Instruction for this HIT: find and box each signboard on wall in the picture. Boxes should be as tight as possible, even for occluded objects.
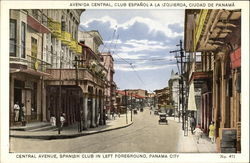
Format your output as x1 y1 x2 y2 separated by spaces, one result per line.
230 48 241 69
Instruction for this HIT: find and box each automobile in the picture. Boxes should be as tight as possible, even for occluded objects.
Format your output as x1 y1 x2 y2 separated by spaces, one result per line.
140 108 143 112
154 110 158 115
133 109 138 114
158 113 168 125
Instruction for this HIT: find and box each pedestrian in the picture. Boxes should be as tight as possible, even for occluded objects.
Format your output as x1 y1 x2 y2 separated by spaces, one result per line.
14 101 20 122
50 114 56 126
209 121 215 144
20 103 26 126
189 116 195 134
60 113 66 129
193 123 203 144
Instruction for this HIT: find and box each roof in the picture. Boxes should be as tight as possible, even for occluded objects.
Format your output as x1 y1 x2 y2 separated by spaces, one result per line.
116 90 145 98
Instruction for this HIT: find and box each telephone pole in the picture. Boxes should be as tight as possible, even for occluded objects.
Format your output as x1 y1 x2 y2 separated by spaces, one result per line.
124 89 128 124
170 40 187 135
130 93 133 122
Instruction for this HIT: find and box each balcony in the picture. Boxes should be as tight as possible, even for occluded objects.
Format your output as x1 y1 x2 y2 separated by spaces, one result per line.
10 55 51 76
69 39 78 52
45 68 106 85
61 31 71 45
194 9 208 49
188 62 212 83
48 18 61 37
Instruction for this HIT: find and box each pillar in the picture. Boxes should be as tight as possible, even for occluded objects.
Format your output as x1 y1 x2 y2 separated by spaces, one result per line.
42 81 47 121
100 96 104 125
83 93 88 130
96 96 99 126
91 96 96 128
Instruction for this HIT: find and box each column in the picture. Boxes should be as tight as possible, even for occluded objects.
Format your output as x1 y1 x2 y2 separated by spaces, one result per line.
42 82 47 121
100 96 104 125
96 96 99 126
83 94 88 130
37 80 42 121
91 95 96 128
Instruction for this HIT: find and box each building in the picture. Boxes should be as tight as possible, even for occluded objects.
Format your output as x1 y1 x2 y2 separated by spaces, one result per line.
168 70 181 118
126 89 147 98
44 9 86 127
100 52 116 119
147 92 156 108
154 87 173 115
115 90 145 114
184 9 241 152
9 9 112 131
9 9 81 125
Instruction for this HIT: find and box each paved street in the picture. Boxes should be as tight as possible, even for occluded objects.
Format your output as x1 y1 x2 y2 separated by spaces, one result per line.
10 108 182 153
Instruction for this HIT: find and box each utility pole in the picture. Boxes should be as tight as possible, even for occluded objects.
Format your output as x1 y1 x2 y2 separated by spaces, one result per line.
130 93 133 122
74 56 81 132
58 51 63 135
124 89 128 124
170 40 186 134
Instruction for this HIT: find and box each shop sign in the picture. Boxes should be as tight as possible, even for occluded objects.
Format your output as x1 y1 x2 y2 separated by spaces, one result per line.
230 48 241 69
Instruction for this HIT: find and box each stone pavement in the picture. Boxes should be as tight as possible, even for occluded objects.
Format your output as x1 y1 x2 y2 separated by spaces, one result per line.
10 113 133 140
168 117 217 153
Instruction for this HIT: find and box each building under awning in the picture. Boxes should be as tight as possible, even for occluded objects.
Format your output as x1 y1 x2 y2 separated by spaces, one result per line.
187 82 197 111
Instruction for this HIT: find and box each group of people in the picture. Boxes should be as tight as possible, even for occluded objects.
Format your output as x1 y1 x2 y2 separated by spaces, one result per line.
13 101 26 125
189 116 215 144
50 113 66 129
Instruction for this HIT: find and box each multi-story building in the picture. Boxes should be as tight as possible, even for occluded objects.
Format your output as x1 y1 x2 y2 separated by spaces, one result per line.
9 9 56 125
9 9 111 131
147 92 156 108
168 70 181 117
44 9 85 127
115 90 144 114
100 52 116 119
184 9 241 152
154 87 173 115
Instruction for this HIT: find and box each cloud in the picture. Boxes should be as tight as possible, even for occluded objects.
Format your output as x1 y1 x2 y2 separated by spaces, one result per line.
117 39 169 53
168 23 184 34
80 15 183 41
113 53 146 59
115 64 175 71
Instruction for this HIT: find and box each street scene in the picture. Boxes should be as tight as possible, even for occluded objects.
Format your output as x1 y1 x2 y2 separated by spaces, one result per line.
9 9 241 153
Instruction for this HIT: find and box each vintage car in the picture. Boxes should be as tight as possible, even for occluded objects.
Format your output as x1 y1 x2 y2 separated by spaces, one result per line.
158 113 168 125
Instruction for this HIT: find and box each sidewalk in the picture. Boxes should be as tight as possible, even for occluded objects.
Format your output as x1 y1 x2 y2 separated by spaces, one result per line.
168 117 217 153
10 113 133 140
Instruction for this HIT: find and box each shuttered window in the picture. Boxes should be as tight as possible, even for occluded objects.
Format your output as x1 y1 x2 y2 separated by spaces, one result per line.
10 19 17 56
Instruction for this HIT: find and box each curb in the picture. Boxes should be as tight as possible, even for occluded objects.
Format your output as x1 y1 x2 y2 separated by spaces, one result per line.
10 122 133 140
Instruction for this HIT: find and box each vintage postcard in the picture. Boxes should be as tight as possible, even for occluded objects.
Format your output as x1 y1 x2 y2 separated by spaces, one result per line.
0 0 249 163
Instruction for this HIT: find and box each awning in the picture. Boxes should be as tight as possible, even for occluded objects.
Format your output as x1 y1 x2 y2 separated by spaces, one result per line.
11 68 51 77
27 15 50 33
187 82 197 111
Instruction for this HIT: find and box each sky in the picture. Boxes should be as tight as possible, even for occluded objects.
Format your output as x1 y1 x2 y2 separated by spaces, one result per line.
79 9 184 92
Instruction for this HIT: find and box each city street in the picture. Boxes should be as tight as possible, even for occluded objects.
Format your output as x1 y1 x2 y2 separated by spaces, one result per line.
10 108 182 153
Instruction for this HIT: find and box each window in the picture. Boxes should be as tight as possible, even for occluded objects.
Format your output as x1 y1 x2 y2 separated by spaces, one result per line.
31 37 38 58
21 22 26 58
61 21 66 31
32 10 39 20
10 19 17 57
